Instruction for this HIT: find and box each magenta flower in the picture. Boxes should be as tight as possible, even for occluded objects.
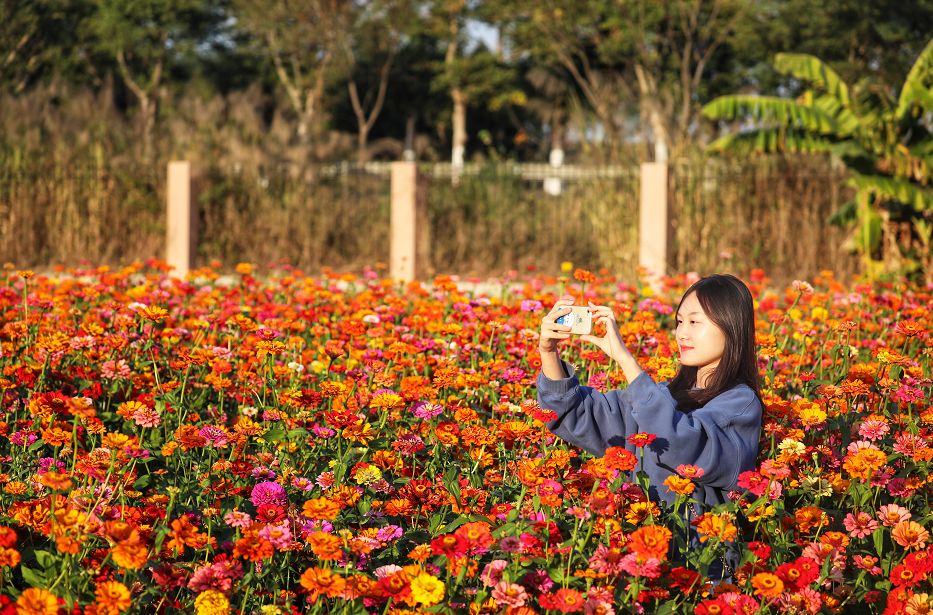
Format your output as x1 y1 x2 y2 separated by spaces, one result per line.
250 481 286 507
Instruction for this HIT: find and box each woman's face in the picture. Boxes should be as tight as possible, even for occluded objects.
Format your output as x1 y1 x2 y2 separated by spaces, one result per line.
675 292 726 387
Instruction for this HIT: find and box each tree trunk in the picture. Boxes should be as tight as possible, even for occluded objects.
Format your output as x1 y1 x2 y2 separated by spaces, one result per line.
634 63 670 163
451 87 467 172
115 51 162 161
357 125 370 163
139 96 155 161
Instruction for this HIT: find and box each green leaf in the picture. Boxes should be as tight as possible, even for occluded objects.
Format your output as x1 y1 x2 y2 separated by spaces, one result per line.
702 95 841 134
133 474 151 490
20 565 45 587
896 38 933 118
774 53 851 107
872 527 885 558
262 428 287 443
848 174 933 212
707 128 836 155
34 550 54 569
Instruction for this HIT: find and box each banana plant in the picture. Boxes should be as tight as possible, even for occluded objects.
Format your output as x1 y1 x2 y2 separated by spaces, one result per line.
701 39 933 278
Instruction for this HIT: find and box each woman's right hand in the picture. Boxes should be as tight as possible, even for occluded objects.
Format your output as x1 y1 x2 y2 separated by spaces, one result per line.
538 296 575 354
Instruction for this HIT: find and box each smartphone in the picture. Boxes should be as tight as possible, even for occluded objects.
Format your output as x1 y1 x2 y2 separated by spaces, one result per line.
555 306 592 335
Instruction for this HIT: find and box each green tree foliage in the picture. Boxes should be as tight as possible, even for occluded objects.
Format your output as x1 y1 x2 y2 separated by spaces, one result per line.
732 0 933 94
0 0 91 94
702 41 933 278
493 0 748 161
231 0 354 148
87 0 225 158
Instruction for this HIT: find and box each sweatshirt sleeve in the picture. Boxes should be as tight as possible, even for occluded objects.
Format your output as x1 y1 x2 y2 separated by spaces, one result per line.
536 361 644 457
627 376 762 490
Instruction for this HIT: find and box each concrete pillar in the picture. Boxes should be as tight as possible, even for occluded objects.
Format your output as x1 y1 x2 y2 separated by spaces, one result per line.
390 161 419 281
166 161 196 278
639 162 669 285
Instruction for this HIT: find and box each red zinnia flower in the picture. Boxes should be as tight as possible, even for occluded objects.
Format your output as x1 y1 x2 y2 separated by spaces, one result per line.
628 432 657 448
430 533 468 558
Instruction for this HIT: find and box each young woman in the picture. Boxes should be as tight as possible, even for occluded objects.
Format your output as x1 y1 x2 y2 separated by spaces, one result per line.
536 274 763 578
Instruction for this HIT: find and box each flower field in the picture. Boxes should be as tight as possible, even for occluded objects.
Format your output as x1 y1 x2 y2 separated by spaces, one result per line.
0 262 930 614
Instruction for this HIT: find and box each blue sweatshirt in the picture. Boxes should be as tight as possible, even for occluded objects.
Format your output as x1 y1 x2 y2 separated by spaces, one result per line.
537 362 762 510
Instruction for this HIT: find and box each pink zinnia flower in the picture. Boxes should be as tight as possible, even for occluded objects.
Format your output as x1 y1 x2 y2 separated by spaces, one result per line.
758 459 790 480
520 299 542 312
588 544 626 575
101 359 131 379
291 476 315 492
480 560 507 587
675 464 706 479
877 504 911 527
376 525 402 543
188 565 233 594
618 553 662 579
258 521 292 549
846 440 881 455
491 581 527 607
843 511 879 538
587 372 608 389
374 565 403 579
893 431 925 456
412 402 444 419
853 555 882 575
198 426 231 447
858 419 890 441
584 598 616 615
131 406 161 428
223 511 252 529
250 481 286 507
718 592 761 612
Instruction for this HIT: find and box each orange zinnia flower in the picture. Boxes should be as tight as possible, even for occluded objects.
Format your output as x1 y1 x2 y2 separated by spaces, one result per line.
624 501 660 525
95 580 132 614
573 268 596 283
603 446 637 472
16 587 59 614
892 520 930 550
795 506 829 533
300 567 347 600
663 475 695 496
0 547 21 567
110 534 148 570
750 572 784 599
626 525 672 559
166 516 208 552
307 531 343 561
303 497 342 520
232 532 274 563
694 513 738 543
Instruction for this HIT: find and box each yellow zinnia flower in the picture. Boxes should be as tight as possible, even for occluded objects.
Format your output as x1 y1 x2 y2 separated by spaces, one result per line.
194 589 230 615
409 572 445 606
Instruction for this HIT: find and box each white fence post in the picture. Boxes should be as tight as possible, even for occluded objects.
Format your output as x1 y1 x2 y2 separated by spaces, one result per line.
639 162 669 286
166 161 195 278
390 161 420 281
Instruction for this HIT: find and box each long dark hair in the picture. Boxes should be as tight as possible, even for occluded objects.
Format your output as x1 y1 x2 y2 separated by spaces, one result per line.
668 274 760 411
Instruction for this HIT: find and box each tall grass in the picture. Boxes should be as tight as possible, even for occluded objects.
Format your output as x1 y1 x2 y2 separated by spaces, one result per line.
424 166 639 278
669 155 859 280
0 153 856 281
